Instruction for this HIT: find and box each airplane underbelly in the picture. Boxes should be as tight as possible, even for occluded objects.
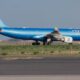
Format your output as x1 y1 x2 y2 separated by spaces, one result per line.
72 36 80 41
64 34 80 41
1 32 35 40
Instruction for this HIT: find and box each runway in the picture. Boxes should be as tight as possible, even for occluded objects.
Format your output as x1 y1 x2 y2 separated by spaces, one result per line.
0 57 80 75
0 75 80 80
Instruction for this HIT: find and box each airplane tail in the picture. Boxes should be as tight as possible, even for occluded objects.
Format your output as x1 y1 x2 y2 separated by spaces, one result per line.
0 20 7 28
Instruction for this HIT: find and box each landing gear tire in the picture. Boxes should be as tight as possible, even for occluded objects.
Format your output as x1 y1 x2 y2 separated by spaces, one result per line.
43 41 46 45
43 41 52 45
46 38 52 45
32 42 40 45
43 38 52 45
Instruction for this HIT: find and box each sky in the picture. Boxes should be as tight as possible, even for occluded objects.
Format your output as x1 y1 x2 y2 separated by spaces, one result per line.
0 0 80 39
0 0 80 28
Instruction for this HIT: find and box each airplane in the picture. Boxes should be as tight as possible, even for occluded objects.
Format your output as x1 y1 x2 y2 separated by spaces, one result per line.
0 19 80 45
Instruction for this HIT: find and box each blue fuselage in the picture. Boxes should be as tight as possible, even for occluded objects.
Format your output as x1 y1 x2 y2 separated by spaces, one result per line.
0 27 80 41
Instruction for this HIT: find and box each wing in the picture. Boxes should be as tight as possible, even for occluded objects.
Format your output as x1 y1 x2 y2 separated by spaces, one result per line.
34 27 73 43
45 27 73 43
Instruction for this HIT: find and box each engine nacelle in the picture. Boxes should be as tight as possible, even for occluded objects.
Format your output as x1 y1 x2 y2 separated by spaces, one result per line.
61 36 73 43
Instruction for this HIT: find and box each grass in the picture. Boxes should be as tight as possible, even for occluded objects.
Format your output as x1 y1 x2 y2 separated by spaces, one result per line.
0 42 80 58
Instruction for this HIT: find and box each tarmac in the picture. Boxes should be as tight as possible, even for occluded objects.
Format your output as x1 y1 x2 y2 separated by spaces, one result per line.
0 57 80 80
0 57 80 75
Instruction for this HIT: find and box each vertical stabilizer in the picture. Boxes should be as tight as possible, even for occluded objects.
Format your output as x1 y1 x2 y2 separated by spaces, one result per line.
0 20 7 27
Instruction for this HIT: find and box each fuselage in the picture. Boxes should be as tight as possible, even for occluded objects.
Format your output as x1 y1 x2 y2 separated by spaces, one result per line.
0 27 80 41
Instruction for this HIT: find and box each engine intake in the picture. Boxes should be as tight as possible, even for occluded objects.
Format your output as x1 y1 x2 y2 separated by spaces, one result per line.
61 36 73 43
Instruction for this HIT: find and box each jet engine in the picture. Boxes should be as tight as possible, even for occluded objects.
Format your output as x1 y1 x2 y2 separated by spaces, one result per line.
44 27 62 45
44 27 73 45
61 36 73 43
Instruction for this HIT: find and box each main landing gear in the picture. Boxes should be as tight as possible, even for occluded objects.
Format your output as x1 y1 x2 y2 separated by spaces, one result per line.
43 37 52 45
32 41 40 45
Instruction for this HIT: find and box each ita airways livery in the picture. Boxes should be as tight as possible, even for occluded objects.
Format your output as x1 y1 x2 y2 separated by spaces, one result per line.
0 20 80 45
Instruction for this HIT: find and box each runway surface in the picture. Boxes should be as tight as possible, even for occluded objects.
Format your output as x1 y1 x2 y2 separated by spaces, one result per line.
0 57 80 75
0 75 80 80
